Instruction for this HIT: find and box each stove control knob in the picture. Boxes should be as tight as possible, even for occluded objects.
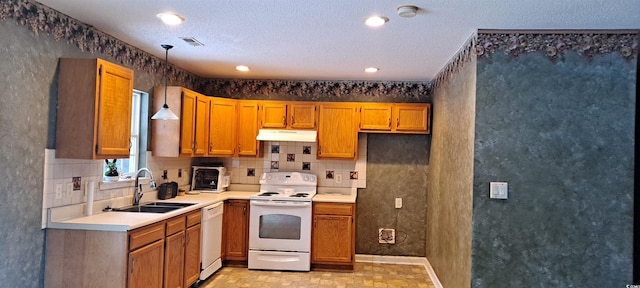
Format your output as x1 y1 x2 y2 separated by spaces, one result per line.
303 176 308 181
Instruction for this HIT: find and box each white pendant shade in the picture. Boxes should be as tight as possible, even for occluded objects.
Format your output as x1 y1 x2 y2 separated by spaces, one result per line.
152 44 179 121
151 105 179 120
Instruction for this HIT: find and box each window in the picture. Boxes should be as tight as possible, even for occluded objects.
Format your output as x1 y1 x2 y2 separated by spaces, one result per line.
103 90 145 178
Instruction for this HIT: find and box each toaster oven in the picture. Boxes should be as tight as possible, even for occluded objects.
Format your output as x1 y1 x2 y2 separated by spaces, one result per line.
191 166 229 193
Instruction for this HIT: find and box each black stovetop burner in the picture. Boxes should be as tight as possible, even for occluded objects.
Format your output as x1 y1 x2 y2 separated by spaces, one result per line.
256 192 311 198
258 192 279 196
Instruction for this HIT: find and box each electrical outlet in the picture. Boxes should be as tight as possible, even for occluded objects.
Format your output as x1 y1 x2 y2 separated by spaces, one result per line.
378 228 396 244
335 174 342 183
55 183 63 199
178 169 182 178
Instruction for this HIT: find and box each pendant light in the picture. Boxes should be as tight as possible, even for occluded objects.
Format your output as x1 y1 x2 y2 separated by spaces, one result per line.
152 44 179 120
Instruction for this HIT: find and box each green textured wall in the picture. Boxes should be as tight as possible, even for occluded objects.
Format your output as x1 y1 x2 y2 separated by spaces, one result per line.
473 52 636 287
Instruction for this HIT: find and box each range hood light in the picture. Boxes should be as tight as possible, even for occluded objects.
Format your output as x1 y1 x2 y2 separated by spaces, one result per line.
256 129 317 142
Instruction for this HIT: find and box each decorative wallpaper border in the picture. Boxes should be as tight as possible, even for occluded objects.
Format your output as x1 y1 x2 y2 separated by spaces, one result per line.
1 0 431 101
202 79 431 101
3 1 637 100
0 0 202 88
434 30 638 89
476 31 638 61
432 34 477 90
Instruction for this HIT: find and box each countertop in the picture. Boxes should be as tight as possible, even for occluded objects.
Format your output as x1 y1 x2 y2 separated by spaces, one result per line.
47 191 255 232
47 188 357 232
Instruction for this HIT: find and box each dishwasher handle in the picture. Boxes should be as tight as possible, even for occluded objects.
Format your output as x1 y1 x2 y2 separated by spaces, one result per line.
202 202 224 220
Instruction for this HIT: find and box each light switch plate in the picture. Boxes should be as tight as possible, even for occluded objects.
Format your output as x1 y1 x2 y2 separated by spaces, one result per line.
490 182 508 199
395 198 402 209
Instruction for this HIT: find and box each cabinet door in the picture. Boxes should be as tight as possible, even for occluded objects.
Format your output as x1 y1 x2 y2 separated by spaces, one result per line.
209 97 237 156
184 224 201 287
312 215 353 264
96 60 134 156
393 104 430 132
180 90 197 155
261 102 287 128
317 104 358 159
194 95 209 155
224 200 249 261
289 103 317 129
359 104 392 131
128 239 164 288
164 231 185 288
237 101 260 156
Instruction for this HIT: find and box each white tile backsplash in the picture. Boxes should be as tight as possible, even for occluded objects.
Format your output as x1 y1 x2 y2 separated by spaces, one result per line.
215 134 367 189
42 149 193 227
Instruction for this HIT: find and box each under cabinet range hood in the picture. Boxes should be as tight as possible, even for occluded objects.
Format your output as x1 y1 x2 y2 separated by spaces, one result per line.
256 129 317 142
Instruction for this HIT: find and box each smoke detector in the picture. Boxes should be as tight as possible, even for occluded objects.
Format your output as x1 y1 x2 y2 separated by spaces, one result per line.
397 5 418 18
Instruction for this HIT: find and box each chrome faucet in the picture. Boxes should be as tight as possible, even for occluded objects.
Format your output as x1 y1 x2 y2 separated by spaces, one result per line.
133 168 156 206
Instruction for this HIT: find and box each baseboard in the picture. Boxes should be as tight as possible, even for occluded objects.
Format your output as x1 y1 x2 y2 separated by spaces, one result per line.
355 254 443 288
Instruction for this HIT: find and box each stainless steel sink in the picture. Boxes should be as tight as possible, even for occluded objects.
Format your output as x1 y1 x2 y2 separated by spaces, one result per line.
114 205 181 213
112 202 196 213
142 202 196 207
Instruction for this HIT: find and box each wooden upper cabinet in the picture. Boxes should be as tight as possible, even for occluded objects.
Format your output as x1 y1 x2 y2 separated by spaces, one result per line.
152 87 209 157
56 58 134 159
208 97 237 156
260 102 288 128
289 103 317 129
237 100 261 156
359 104 392 131
394 104 430 133
359 103 431 134
260 101 316 129
317 103 358 160
180 90 197 156
194 95 209 155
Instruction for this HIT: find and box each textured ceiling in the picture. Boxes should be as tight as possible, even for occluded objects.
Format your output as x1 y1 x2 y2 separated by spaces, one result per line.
36 0 640 81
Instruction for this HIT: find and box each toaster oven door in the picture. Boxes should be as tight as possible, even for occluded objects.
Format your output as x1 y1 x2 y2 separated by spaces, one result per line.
191 167 222 191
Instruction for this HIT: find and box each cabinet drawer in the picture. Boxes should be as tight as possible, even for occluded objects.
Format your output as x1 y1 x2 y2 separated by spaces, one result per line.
129 222 165 251
314 203 353 215
166 216 186 236
186 210 202 227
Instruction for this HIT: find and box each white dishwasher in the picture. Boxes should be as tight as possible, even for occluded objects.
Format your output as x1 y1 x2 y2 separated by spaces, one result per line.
200 202 223 281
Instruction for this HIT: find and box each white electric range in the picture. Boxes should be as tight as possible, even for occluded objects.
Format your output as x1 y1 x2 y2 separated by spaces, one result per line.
248 171 317 271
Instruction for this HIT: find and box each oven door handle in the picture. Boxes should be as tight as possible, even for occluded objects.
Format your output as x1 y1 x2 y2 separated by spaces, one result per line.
250 200 311 208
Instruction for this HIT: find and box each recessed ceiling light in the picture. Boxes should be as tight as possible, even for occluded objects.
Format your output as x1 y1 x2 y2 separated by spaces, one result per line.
236 65 250 72
365 16 389 27
364 67 380 73
156 12 185 25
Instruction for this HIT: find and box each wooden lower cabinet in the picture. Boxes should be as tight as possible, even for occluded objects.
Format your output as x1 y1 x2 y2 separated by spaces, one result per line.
128 222 166 288
129 239 165 288
223 200 249 264
44 210 202 288
184 210 202 287
164 216 186 288
311 202 356 270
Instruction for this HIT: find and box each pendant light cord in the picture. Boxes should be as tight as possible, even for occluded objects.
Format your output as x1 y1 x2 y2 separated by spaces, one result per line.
161 44 173 108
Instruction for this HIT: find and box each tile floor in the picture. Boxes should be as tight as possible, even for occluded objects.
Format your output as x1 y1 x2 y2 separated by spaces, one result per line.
200 262 435 287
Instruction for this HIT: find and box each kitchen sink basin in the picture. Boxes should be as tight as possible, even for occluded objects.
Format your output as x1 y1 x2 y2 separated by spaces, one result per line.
113 205 183 213
114 205 181 213
112 202 196 213
142 202 195 207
